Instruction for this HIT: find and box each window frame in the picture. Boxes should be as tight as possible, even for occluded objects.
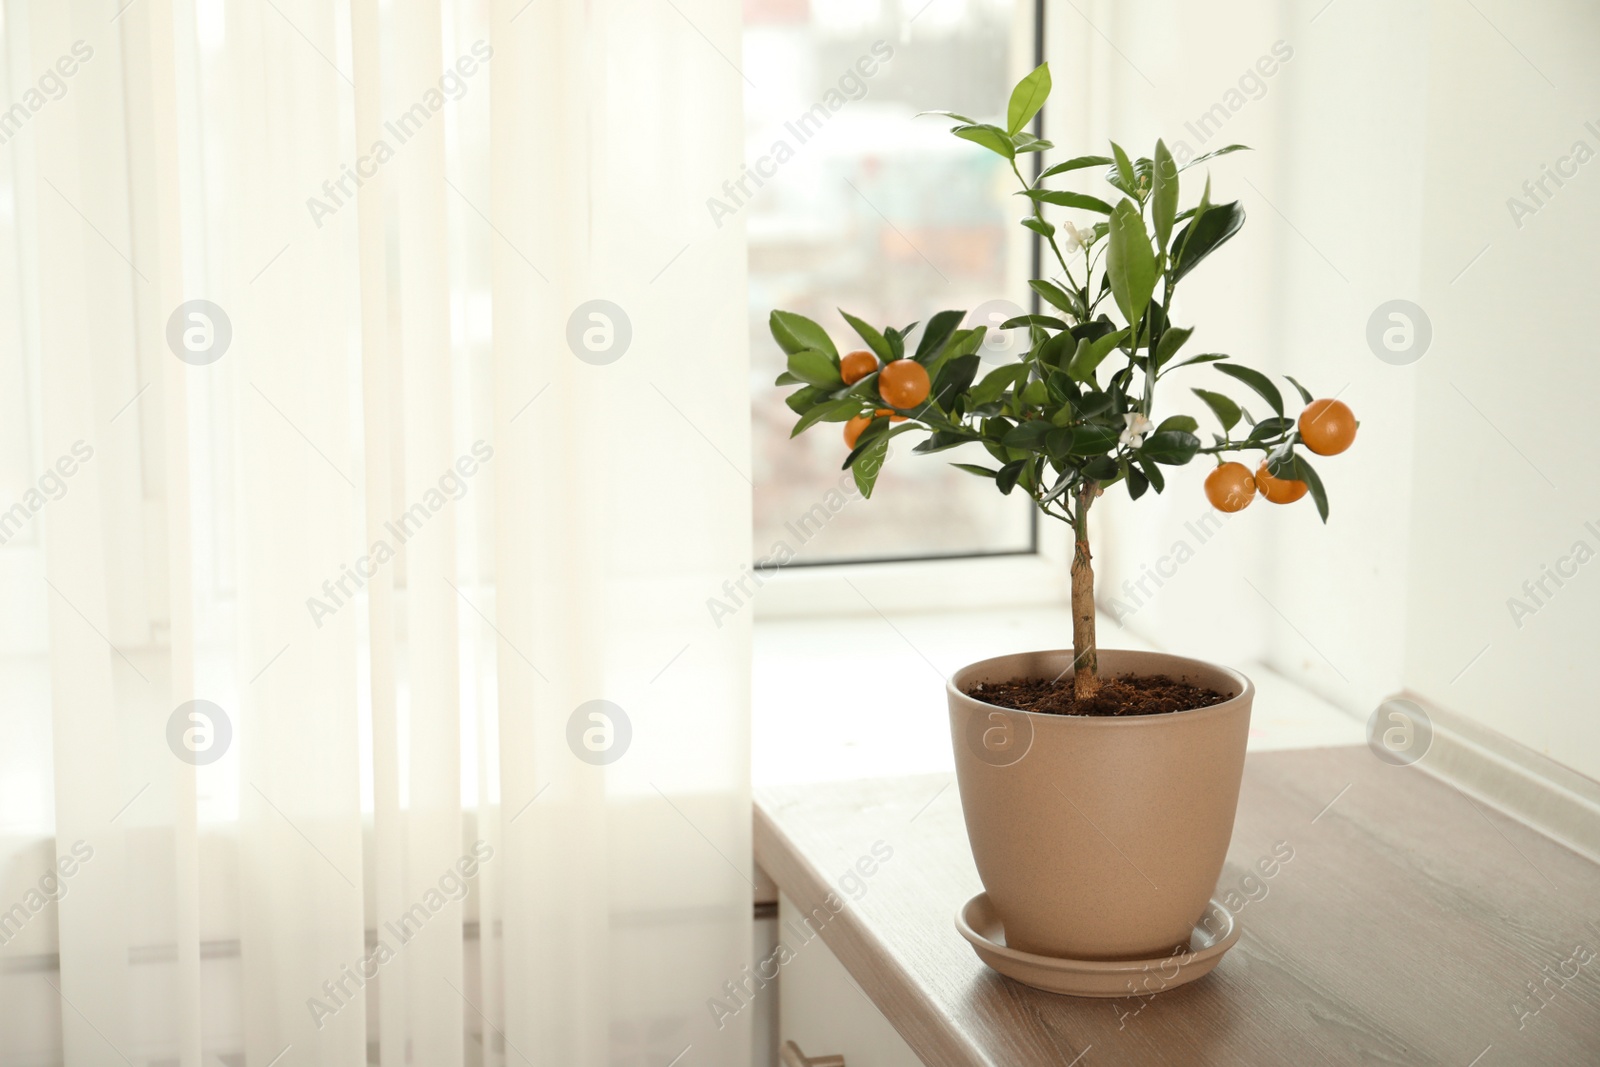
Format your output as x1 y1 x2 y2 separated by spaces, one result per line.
753 0 1063 618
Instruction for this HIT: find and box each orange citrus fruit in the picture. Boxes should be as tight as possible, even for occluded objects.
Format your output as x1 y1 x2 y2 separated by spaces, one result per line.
1298 398 1356 456
878 359 930 409
1255 461 1308 504
844 414 873 450
1204 462 1255 512
841 350 878 385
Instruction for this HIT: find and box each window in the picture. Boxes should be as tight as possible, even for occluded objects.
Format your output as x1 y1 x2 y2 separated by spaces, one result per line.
744 0 1047 570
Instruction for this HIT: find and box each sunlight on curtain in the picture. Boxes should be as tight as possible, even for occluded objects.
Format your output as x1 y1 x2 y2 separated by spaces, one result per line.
0 1 753 1064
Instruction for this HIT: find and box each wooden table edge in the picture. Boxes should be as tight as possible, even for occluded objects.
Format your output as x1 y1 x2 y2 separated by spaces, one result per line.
754 787 992 1067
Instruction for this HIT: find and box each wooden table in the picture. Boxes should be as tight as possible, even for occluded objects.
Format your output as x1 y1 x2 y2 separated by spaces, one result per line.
755 747 1600 1066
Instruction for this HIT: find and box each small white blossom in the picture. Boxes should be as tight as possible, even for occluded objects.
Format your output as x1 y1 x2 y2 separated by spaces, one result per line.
1061 221 1085 252
1120 412 1155 448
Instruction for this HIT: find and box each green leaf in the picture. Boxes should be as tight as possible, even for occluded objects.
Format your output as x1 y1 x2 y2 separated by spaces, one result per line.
951 325 987 357
1002 419 1054 450
843 419 915 476
1179 143 1251 172
786 349 843 388
1044 428 1073 459
1040 332 1078 370
1020 216 1056 239
1110 142 1138 195
770 310 837 359
1001 313 1070 331
1190 174 1213 236
951 462 999 480
1137 301 1170 351
1137 457 1166 493
932 353 981 406
970 363 1028 406
1214 363 1284 416
1065 327 1129 382
995 459 1028 494
832 383 876 407
914 309 965 364
1166 352 1228 372
1268 449 1329 522
1283 374 1314 406
839 310 891 362
1172 201 1246 283
916 109 978 124
1192 388 1241 432
914 430 975 455
1006 62 1051 135
1106 201 1156 327
790 398 860 437
1038 155 1114 182
1069 424 1122 454
852 434 891 498
927 326 984 379
1019 189 1115 214
1028 279 1079 316
952 123 1015 159
1023 460 1045 495
1039 467 1075 504
1081 454 1121 481
1076 390 1115 418
1127 467 1149 500
834 371 880 401
1153 325 1193 369
883 326 907 361
1139 430 1201 465
1247 415 1296 442
1011 133 1055 154
1151 139 1179 250
1135 156 1154 191
784 385 827 415
1155 414 1199 435
1302 458 1330 523
840 415 890 469
774 371 801 386
1069 316 1118 343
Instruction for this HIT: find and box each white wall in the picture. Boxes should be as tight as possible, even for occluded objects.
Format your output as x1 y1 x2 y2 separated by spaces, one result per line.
1052 1 1599 780
1406 0 1600 778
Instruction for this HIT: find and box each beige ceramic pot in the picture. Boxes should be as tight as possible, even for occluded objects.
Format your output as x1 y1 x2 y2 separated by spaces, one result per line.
948 648 1252 961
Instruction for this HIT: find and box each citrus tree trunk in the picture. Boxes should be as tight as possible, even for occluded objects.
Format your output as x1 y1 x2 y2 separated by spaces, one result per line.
1071 484 1099 699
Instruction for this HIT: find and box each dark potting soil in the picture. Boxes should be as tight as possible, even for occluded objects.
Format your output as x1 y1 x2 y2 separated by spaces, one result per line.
965 673 1229 717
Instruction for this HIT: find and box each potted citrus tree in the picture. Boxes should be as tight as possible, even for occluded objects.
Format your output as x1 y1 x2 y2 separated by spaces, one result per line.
769 63 1356 994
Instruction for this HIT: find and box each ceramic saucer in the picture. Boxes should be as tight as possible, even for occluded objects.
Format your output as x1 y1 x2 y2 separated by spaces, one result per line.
955 893 1240 998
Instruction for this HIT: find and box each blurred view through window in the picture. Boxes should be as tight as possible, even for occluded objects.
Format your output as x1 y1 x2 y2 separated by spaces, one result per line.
744 0 1040 565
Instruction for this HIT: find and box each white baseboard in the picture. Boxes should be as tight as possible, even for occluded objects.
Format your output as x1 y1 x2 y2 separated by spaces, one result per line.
1406 691 1600 865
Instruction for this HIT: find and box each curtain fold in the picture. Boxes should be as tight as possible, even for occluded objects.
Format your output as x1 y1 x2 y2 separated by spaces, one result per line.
32 1 133 1058
140 0 204 1061
0 0 753 1064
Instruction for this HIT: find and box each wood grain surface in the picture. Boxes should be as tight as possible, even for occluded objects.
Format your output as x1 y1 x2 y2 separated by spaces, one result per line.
754 747 1600 1066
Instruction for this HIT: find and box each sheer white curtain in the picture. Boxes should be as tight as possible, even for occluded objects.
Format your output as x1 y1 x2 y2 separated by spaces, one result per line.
0 1 752 1065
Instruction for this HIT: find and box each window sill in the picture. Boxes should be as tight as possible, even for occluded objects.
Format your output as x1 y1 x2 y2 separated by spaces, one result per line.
753 605 1365 787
